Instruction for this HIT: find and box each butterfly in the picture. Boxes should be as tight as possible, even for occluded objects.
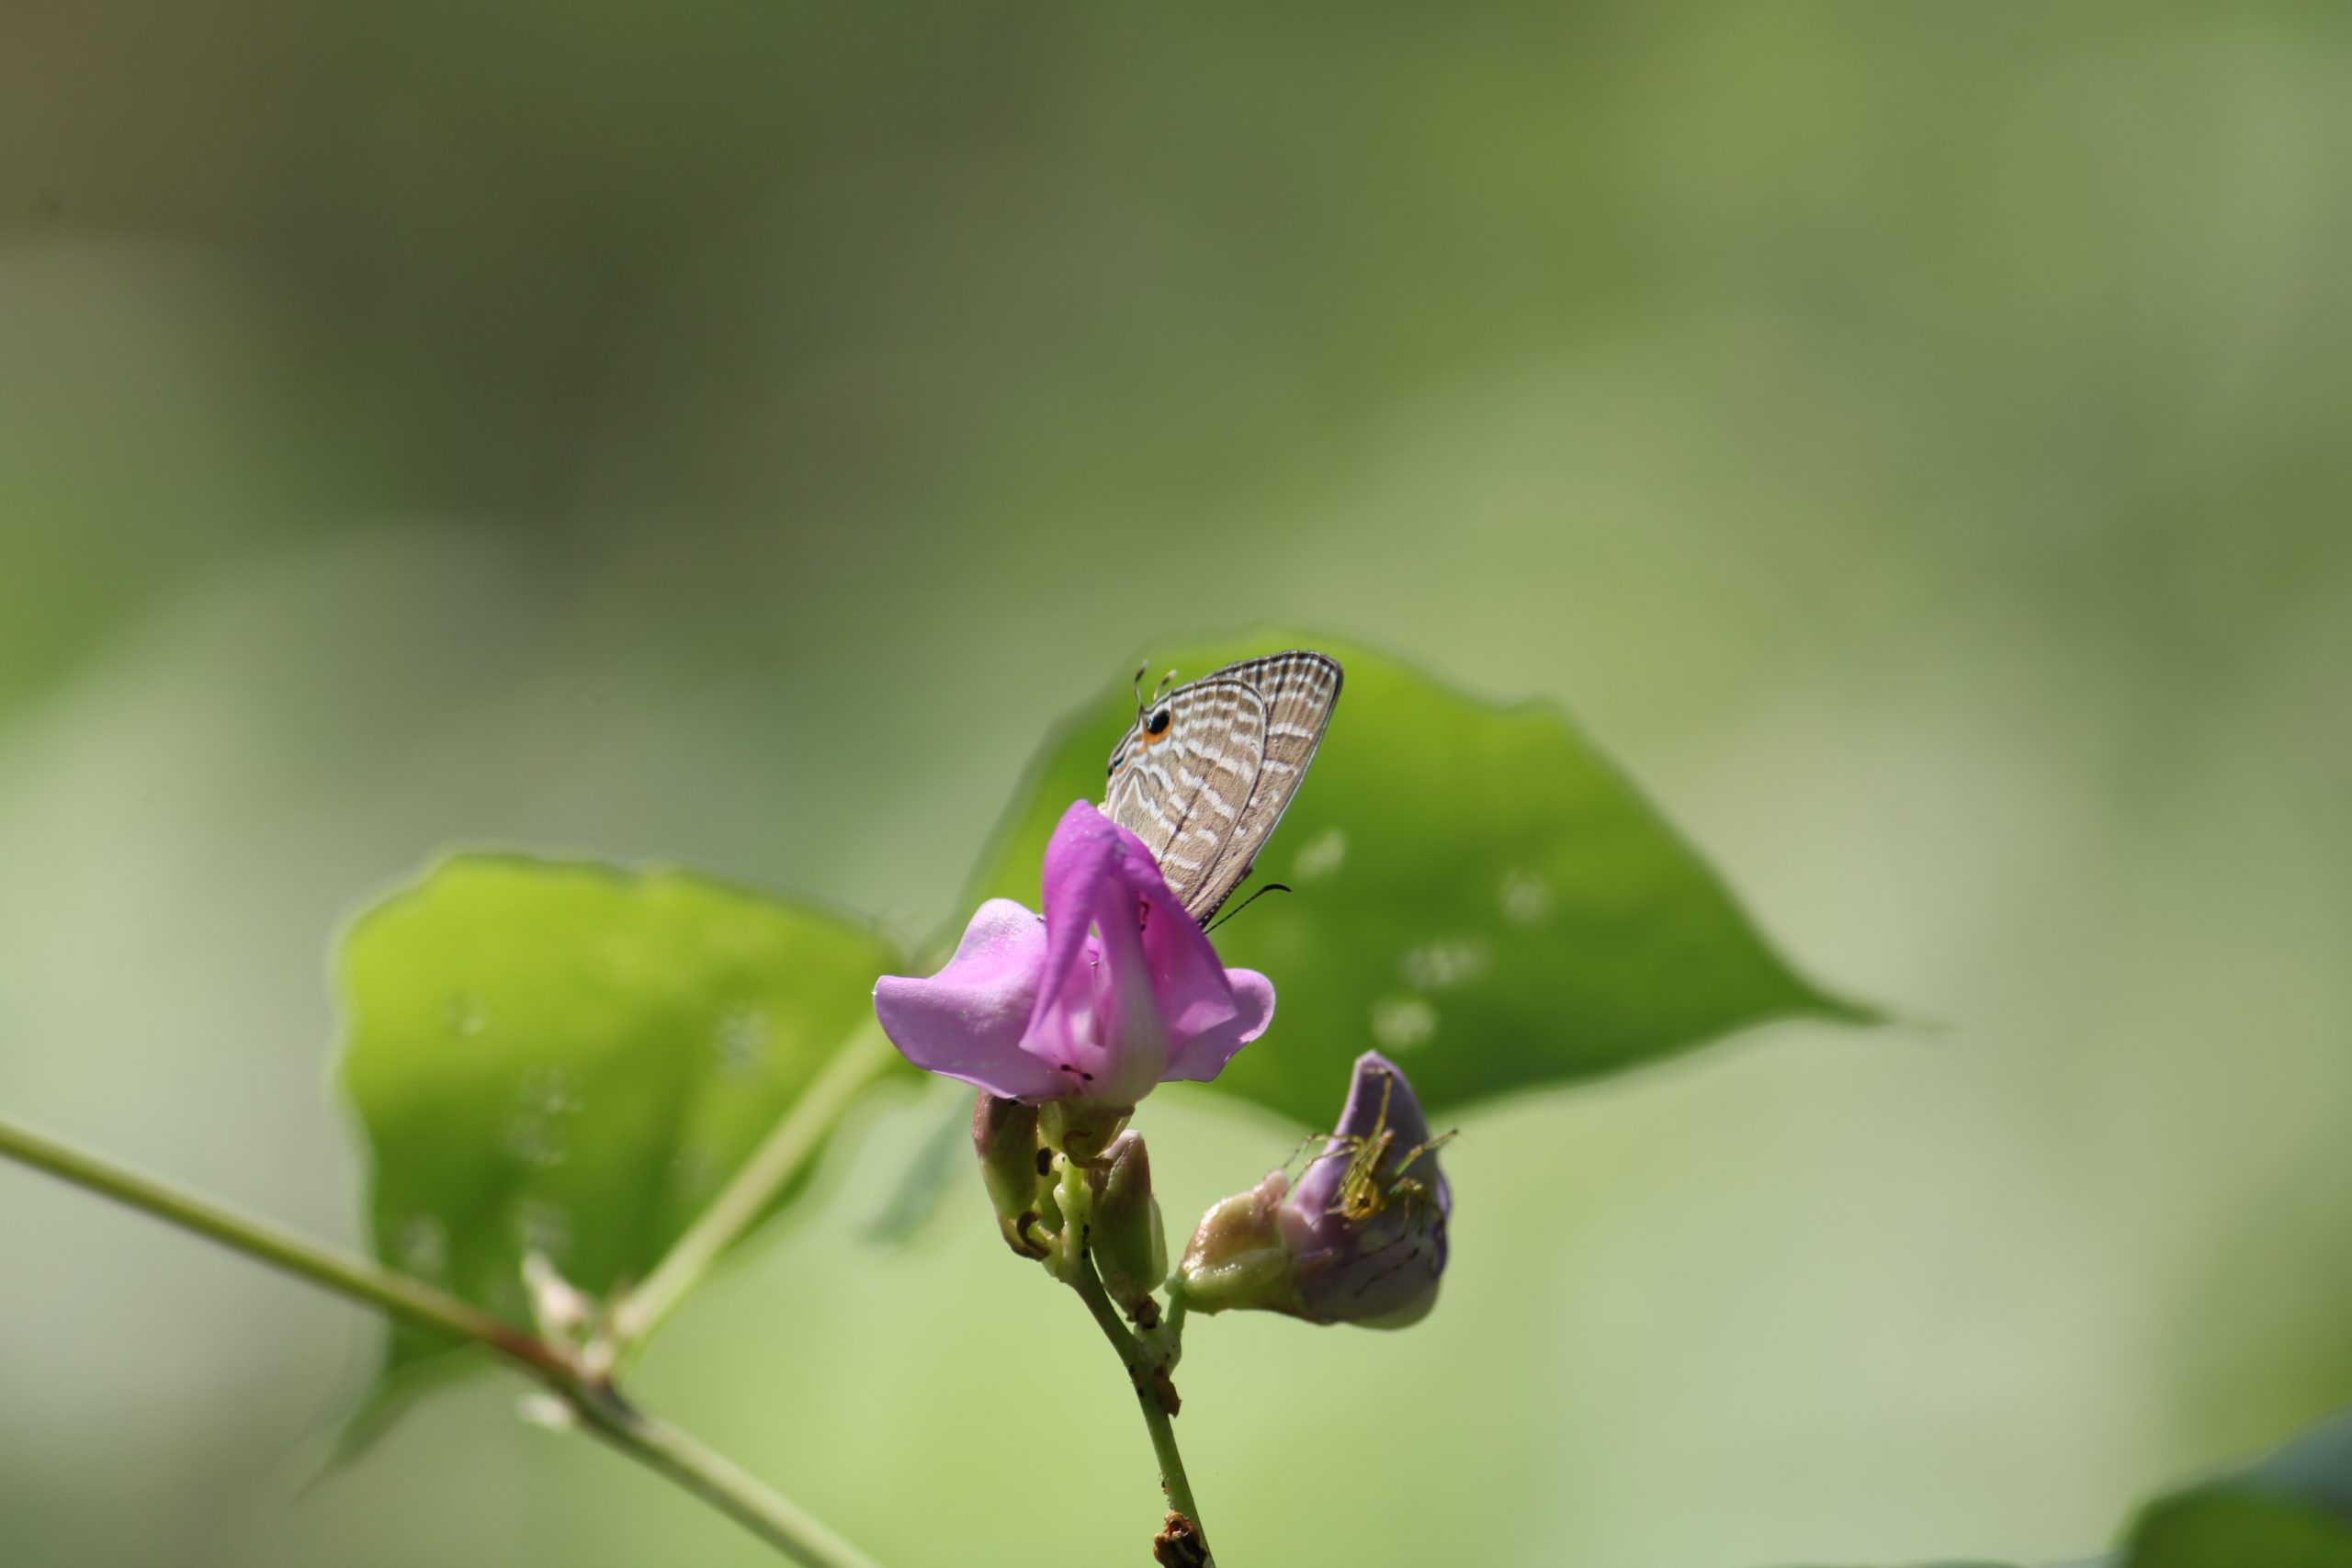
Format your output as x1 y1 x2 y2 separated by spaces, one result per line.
1103 649 1343 926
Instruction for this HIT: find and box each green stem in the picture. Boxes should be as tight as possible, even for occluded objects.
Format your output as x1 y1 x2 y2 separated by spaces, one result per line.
0 1114 566 1379
612 1021 896 1359
571 1387 885 1568
1065 1215 1213 1562
0 1113 885 1568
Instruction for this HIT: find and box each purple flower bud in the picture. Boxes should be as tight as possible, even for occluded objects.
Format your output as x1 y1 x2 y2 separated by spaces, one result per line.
1179 1052 1451 1329
874 802 1276 1111
1281 1052 1450 1327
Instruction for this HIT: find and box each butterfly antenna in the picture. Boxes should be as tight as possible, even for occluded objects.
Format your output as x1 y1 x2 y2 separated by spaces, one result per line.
1151 667 1178 705
1132 662 1150 724
1204 882 1291 936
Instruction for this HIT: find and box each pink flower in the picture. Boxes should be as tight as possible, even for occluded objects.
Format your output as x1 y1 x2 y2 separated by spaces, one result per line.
874 801 1276 1108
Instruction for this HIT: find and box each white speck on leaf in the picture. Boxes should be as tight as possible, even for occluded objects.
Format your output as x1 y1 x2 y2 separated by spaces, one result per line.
1402 938 1489 990
1372 995 1438 1051
446 992 489 1039
503 1067 581 1169
1293 828 1347 882
1500 870 1553 925
513 1196 571 1260
396 1213 448 1277
671 1146 721 1200
713 1004 769 1076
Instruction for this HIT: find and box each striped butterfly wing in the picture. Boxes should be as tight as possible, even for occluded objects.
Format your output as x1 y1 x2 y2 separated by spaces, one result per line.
1105 676 1268 915
1104 650 1343 924
1197 650 1342 917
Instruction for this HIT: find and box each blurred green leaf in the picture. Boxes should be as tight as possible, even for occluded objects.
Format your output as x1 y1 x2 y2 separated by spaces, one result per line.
965 632 1868 1126
1760 1412 2352 1568
2123 1412 2352 1568
862 1080 973 1247
336 854 902 1421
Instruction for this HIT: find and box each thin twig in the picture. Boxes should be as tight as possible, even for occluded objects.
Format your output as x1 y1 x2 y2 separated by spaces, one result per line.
1053 1153 1214 1565
1069 1255 1208 1546
612 1022 899 1359
0 1112 886 1568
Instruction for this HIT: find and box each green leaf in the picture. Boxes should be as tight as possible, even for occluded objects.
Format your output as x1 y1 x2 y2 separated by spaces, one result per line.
1744 1410 2352 1568
2125 1412 2352 1568
965 631 1868 1126
336 853 903 1421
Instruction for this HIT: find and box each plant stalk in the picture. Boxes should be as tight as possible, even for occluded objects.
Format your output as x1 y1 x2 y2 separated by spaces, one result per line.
1058 1164 1214 1564
570 1386 885 1568
613 1021 898 1359
0 1112 885 1568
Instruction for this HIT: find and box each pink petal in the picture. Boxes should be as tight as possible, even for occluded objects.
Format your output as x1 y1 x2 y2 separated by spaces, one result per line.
1023 804 1124 1089
1031 803 1121 1043
1161 966 1276 1084
1135 870 1241 1043
1080 886 1170 1103
872 898 1064 1100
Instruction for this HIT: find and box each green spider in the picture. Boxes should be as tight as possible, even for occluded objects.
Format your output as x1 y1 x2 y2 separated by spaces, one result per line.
1317 1067 1454 1225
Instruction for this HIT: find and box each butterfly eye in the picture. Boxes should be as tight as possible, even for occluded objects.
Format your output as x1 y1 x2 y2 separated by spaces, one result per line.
1146 708 1171 736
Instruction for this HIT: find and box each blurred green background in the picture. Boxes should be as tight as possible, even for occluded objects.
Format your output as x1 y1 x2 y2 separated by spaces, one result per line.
6 4 2351 1564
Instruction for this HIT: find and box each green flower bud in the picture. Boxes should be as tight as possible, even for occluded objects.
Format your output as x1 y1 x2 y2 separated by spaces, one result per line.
1038 1098 1132 1164
1175 1169 1304 1316
521 1250 598 1342
1088 1130 1166 1321
971 1092 1049 1258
